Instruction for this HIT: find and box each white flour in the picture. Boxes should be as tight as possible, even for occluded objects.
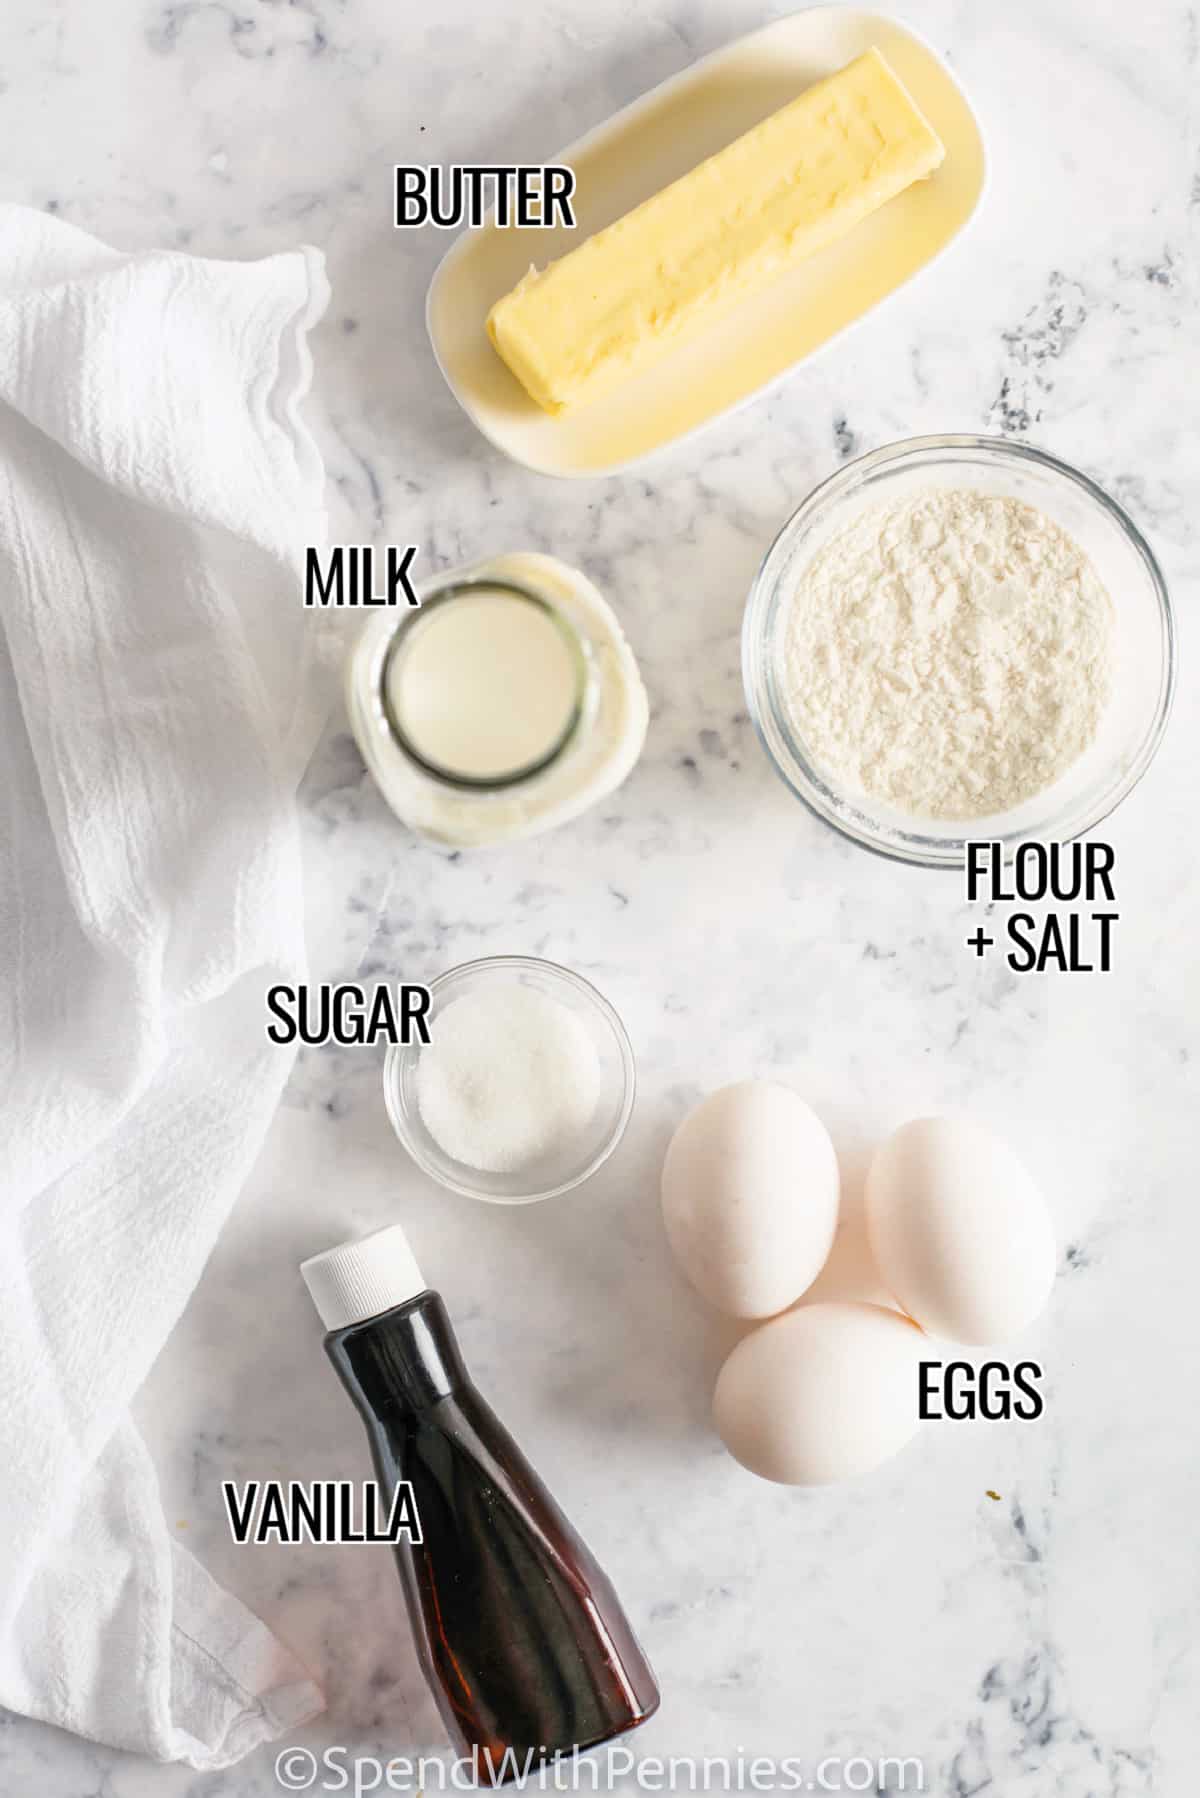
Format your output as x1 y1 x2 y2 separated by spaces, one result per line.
781 488 1115 819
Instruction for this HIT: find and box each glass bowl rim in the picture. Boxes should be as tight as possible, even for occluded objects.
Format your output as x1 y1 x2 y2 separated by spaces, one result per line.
383 953 637 1204
742 432 1177 870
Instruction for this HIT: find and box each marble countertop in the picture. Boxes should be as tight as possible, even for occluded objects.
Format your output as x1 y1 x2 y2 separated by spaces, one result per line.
3 0 1197 1792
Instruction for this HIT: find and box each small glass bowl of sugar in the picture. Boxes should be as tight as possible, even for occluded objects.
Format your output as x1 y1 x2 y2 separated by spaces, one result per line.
384 956 636 1204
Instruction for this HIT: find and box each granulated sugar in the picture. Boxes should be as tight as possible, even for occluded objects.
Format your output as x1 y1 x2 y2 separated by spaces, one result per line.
780 488 1115 819
417 984 602 1174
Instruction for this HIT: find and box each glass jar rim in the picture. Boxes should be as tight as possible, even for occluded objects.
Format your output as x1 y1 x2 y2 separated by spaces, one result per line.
380 574 595 792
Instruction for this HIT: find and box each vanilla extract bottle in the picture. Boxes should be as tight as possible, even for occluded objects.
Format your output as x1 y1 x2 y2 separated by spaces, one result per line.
301 1225 660 1780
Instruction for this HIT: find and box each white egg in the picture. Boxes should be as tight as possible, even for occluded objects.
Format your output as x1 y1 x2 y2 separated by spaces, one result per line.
660 1081 838 1318
713 1301 924 1485
865 1115 1056 1345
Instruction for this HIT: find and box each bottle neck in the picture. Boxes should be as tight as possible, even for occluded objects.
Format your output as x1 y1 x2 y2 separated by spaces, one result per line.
325 1290 467 1419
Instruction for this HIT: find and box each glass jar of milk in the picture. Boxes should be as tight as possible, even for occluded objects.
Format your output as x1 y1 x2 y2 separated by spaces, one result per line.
345 553 648 847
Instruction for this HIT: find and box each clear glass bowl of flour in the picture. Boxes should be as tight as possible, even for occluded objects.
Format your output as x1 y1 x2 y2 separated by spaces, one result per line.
743 435 1175 869
384 957 636 1204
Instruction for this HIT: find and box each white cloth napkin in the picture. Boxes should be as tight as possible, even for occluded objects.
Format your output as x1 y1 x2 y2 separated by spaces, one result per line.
0 204 329 1767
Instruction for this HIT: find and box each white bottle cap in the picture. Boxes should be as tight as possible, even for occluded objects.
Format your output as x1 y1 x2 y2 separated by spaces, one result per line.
301 1223 427 1332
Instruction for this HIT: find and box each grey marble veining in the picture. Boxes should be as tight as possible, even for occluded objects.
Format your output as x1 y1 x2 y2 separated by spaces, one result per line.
1 0 1197 1793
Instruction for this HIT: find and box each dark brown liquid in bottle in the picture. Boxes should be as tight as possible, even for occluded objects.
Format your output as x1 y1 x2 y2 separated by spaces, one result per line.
327 1291 659 1781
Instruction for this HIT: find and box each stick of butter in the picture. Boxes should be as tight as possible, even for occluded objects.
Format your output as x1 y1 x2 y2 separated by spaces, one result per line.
487 48 945 416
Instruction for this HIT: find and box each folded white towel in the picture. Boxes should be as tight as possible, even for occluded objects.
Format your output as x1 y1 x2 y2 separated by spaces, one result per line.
0 204 328 1767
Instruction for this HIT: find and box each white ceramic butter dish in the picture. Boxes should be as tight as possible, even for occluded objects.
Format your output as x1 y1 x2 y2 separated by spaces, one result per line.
426 8 986 479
